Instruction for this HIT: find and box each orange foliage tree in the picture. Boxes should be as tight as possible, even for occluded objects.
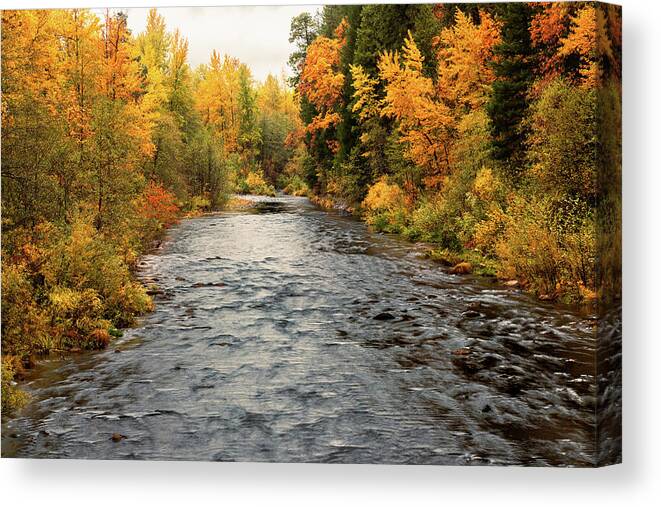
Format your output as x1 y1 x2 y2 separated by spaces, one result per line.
351 10 499 190
531 2 621 89
297 18 348 146
530 1 573 81
558 4 617 88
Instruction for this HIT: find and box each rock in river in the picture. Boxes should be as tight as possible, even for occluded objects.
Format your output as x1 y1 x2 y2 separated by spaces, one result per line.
373 312 396 321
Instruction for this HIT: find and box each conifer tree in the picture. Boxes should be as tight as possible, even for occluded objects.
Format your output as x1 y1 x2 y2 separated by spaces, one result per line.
486 2 535 175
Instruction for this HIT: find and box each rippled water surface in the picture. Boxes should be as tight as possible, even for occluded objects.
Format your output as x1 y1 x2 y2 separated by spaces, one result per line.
2 195 602 465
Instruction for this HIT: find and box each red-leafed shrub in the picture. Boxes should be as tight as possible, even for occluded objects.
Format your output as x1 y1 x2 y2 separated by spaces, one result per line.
141 181 180 228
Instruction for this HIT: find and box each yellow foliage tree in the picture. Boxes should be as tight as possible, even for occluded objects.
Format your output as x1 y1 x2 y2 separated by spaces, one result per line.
435 9 501 112
194 51 242 152
349 64 379 121
378 32 454 187
559 4 614 88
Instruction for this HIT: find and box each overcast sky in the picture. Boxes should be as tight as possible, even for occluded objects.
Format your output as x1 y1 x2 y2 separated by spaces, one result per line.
124 5 320 83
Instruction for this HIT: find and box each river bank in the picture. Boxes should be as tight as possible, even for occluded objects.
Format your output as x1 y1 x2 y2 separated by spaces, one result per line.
305 190 599 306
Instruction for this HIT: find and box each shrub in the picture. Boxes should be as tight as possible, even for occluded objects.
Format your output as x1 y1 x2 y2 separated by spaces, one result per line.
42 218 153 327
1 213 159 406
527 78 598 201
1 356 29 416
48 286 110 349
324 161 365 206
1 261 51 356
494 195 596 300
406 196 462 250
495 197 563 294
363 178 404 213
237 170 276 196
362 177 408 233
473 204 509 256
281 174 310 196
138 181 180 246
89 328 112 348
107 281 154 327
470 167 503 203
141 181 180 228
186 195 212 214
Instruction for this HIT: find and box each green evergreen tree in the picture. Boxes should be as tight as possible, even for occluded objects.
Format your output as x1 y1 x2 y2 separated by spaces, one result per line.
287 12 320 86
353 4 439 78
330 5 362 164
486 2 535 176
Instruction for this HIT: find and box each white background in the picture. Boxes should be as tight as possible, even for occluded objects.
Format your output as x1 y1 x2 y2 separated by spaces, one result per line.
1 0 659 505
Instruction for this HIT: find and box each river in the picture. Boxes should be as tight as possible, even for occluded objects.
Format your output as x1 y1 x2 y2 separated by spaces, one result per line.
2 195 604 465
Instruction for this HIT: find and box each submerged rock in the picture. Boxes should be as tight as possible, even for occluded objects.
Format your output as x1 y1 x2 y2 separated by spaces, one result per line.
146 287 164 296
373 312 396 321
462 310 481 319
191 282 225 288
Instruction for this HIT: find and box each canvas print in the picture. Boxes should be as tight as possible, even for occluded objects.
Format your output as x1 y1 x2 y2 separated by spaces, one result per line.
1 2 621 466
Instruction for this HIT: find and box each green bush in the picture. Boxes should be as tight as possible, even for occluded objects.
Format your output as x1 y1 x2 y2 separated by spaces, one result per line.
281 174 310 196
527 78 598 201
1 261 51 356
494 195 596 300
405 197 462 250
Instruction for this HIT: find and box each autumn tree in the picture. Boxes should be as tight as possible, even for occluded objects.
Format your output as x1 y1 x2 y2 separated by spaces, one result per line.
54 9 106 221
329 4 442 198
435 10 500 114
298 18 348 143
288 12 320 86
91 10 149 233
134 8 187 193
194 51 243 153
529 1 573 83
1 10 65 228
167 29 195 131
377 33 454 189
558 4 618 88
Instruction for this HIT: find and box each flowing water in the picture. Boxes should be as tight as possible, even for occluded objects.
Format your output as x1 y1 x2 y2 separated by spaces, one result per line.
2 195 607 465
